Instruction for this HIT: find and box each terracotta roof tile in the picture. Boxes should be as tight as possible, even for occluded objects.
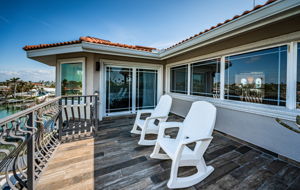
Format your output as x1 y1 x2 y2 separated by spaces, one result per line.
166 0 278 50
23 36 156 52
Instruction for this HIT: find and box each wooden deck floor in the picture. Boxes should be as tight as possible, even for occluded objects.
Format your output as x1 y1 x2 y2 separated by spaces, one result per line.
37 114 300 190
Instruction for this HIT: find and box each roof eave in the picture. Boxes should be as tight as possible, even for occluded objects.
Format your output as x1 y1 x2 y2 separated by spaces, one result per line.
81 42 160 60
159 0 300 59
26 41 160 60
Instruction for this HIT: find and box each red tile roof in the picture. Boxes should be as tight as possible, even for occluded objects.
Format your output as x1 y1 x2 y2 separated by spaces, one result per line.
166 0 277 50
23 36 157 52
23 0 277 53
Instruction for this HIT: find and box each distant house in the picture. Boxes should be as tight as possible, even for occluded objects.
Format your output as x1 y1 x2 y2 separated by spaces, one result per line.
23 0 300 163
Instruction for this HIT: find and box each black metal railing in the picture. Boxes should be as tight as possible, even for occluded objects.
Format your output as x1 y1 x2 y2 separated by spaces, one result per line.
0 95 98 190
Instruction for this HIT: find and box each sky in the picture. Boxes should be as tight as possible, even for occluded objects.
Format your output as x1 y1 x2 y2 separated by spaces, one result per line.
0 0 268 82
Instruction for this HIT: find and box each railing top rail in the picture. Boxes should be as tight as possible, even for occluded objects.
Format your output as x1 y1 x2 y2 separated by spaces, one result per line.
61 95 98 98
0 96 61 124
0 94 99 125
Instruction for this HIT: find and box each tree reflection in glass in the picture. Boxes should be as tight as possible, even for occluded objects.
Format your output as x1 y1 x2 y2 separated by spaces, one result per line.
61 63 83 95
225 46 287 106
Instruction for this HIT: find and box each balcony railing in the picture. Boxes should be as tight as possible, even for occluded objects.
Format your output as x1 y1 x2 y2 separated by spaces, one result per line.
0 95 99 190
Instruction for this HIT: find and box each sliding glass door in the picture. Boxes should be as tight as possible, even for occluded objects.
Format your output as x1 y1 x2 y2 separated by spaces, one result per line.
106 67 132 113
106 66 158 115
136 69 157 110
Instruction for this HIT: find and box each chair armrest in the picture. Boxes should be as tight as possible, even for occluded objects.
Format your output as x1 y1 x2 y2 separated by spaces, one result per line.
157 122 184 140
172 136 213 162
159 122 184 129
144 116 168 129
135 109 154 120
181 136 213 145
137 109 154 114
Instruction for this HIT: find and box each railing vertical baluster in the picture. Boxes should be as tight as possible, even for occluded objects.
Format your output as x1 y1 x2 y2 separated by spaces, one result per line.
84 96 87 123
27 111 35 190
77 96 81 122
71 97 75 121
59 98 63 141
64 97 69 128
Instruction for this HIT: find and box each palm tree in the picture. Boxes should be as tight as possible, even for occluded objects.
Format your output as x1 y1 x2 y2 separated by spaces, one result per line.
9 77 20 98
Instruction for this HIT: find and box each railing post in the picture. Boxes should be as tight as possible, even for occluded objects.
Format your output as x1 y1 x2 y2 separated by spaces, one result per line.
27 111 35 190
58 98 63 141
94 95 99 129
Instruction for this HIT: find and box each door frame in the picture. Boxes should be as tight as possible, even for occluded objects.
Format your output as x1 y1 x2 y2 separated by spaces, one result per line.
99 59 163 119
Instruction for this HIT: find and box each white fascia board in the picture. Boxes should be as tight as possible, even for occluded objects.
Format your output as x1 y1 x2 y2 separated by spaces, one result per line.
159 0 300 58
81 42 160 60
26 44 83 58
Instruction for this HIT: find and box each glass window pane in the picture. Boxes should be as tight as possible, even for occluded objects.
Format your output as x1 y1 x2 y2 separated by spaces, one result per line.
106 67 132 113
136 69 157 110
170 65 188 94
191 59 220 97
61 63 83 95
297 43 300 108
225 46 287 106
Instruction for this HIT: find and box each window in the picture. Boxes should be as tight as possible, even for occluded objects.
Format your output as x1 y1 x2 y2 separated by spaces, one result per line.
61 63 83 95
170 65 188 94
136 69 157 110
225 46 287 106
297 43 300 108
191 59 220 97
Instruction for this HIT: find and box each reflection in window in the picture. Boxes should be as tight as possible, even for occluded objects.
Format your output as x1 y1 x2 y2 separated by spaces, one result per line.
136 69 157 110
106 67 132 113
297 43 300 108
191 59 220 98
170 65 188 94
61 63 83 95
225 46 287 106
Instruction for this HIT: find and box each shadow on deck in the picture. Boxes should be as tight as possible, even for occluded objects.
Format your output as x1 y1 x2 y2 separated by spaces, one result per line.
36 114 300 190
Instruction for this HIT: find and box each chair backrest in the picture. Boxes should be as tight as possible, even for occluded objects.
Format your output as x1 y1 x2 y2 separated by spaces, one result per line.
181 101 217 140
151 94 173 118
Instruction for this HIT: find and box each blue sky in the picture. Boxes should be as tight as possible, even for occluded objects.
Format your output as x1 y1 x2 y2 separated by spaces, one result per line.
0 0 268 82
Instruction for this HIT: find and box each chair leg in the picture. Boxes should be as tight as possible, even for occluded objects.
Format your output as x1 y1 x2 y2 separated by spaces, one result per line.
130 123 141 134
167 157 214 189
150 143 170 159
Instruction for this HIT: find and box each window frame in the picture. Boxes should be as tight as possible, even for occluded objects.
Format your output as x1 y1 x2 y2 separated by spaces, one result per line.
224 45 288 106
170 64 189 94
58 57 86 96
190 58 221 97
166 42 300 120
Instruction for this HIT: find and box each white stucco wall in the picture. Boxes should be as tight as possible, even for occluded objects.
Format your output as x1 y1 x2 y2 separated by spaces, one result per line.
170 97 300 163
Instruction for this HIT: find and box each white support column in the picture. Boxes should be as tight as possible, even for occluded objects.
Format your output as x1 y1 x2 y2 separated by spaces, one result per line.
187 64 191 95
99 61 105 120
132 68 137 113
55 61 60 96
220 56 226 100
286 42 298 110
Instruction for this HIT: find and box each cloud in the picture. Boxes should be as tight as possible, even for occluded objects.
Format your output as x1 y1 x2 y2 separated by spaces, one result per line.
0 69 55 82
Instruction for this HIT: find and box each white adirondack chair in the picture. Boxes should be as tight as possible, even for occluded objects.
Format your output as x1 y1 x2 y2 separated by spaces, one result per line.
130 94 172 146
150 101 217 189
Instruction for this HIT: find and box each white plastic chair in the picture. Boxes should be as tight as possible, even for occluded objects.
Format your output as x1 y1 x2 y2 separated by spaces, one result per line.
130 94 172 146
150 101 217 188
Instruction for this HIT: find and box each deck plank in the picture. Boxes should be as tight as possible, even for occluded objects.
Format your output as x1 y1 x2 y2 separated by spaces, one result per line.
36 114 300 190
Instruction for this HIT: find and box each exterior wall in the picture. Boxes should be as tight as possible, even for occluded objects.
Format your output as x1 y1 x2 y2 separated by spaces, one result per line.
55 52 165 96
164 14 300 163
170 97 300 162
